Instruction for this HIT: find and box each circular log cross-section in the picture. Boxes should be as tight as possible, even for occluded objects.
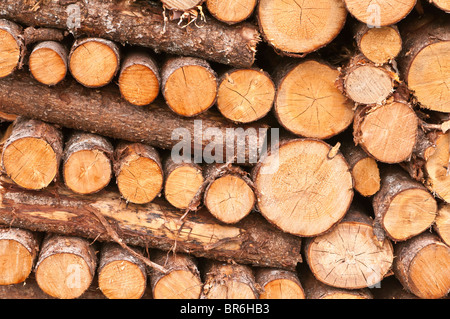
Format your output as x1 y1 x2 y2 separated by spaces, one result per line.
2 117 63 190
430 0 450 12
217 68 275 124
0 227 40 285
0 19 23 78
161 57 217 117
353 102 418 164
356 25 402 65
257 0 347 56
393 233 450 299
255 268 305 299
304 208 394 289
97 243 147 299
344 0 416 26
118 52 160 106
275 60 354 139
206 0 257 25
29 41 68 86
435 204 450 246
252 138 353 237
69 38 120 88
161 0 204 11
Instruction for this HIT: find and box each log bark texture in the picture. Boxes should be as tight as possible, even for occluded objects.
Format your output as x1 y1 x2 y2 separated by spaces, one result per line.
0 0 260 68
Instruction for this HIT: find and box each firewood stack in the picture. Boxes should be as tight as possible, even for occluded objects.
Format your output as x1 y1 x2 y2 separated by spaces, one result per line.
0 0 448 301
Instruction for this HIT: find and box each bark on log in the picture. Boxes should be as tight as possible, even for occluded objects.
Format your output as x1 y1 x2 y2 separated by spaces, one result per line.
201 261 259 299
0 19 24 78
252 138 354 237
62 131 113 195
0 1 260 68
34 234 97 299
393 232 450 299
206 0 257 25
257 0 347 57
118 51 160 107
372 166 437 242
0 227 40 285
1 117 63 190
216 68 275 124
0 72 269 166
274 60 354 140
435 203 450 246
255 268 305 299
23 26 65 46
113 142 163 205
29 41 68 86
0 177 303 270
97 242 147 299
344 0 416 26
304 205 394 289
149 250 203 299
161 57 218 117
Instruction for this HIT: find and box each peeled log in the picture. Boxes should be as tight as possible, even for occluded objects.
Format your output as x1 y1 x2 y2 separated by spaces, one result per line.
0 177 303 270
252 138 353 237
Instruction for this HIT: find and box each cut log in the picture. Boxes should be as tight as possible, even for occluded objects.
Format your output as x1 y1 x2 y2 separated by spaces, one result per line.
257 0 347 57
113 142 163 205
252 138 354 237
161 57 217 117
342 54 396 105
0 19 23 78
204 164 255 224
201 261 259 299
435 204 450 246
118 51 160 107
62 132 113 195
28 41 68 86
206 0 257 25
304 205 394 289
393 232 450 299
97 242 147 299
163 157 204 210
68 38 120 88
216 68 275 124
0 227 40 285
0 178 303 270
35 234 97 299
255 268 305 299
161 0 204 11
0 72 269 166
149 250 203 299
398 16 450 112
274 60 354 140
373 166 437 242
343 0 416 26
354 23 402 65
1 117 63 190
429 0 450 12
300 266 373 299
353 100 418 164
23 26 65 46
340 140 380 197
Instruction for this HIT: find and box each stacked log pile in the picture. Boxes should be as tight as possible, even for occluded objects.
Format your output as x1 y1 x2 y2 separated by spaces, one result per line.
0 0 448 301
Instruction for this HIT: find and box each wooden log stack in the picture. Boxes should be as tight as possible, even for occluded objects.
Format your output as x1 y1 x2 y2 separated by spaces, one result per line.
0 0 448 301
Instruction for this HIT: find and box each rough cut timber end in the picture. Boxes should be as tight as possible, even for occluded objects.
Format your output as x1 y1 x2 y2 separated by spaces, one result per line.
206 0 257 25
29 41 68 86
0 19 23 78
435 204 450 246
161 0 204 11
255 268 305 299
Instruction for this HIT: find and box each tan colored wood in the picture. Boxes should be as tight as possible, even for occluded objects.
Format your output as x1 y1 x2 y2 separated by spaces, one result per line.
257 0 347 57
114 142 163 204
435 204 450 246
304 207 394 289
1 117 63 190
69 38 120 88
253 138 353 237
0 19 23 78
118 52 160 106
356 24 402 64
97 243 147 299
150 251 202 299
255 268 305 299
393 233 450 299
275 60 354 139
161 0 204 11
29 41 67 86
206 0 257 24
35 234 97 299
430 0 450 12
0 227 40 285
217 68 275 124
344 0 416 26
